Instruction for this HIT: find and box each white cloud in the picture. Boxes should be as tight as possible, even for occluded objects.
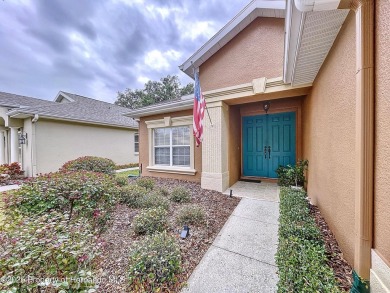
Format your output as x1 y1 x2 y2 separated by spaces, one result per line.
137 76 150 84
180 20 218 41
143 49 182 71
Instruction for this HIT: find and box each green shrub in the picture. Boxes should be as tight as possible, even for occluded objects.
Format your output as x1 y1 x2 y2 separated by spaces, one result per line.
119 185 148 208
128 231 181 290
159 187 169 197
0 212 99 292
169 186 191 203
115 176 128 187
132 207 168 235
136 177 155 190
276 188 340 292
276 160 308 187
176 205 205 226
3 171 118 229
0 162 24 178
137 192 170 210
61 156 116 175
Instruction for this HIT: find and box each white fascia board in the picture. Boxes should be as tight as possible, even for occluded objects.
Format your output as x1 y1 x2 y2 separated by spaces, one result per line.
53 91 74 103
124 99 193 119
294 0 341 12
179 0 286 78
283 0 305 84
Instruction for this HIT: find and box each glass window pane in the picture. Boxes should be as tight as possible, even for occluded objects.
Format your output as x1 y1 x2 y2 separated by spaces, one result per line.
172 126 190 145
155 147 170 165
154 128 170 146
172 146 190 166
134 133 139 143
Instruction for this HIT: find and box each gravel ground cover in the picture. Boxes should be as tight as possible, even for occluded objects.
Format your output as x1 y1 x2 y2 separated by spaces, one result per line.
95 177 240 292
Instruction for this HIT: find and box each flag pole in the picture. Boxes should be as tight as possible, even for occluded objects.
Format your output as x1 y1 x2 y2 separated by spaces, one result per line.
191 62 213 127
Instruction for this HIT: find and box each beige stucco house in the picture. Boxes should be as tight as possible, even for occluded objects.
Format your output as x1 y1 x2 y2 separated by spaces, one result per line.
127 0 389 291
0 91 139 176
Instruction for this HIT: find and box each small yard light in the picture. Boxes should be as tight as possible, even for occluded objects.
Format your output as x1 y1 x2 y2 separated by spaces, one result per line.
230 189 233 198
180 225 190 239
18 131 27 145
263 101 271 113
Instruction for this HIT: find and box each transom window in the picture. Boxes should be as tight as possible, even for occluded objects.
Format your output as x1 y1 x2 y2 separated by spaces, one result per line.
154 126 190 167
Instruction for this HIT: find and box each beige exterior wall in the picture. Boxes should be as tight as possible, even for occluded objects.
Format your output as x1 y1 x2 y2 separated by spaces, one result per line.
199 17 284 92
139 110 202 182
22 119 33 176
34 119 138 175
374 0 390 267
302 12 356 265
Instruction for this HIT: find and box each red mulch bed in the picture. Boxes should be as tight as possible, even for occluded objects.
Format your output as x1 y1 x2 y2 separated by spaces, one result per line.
310 204 353 291
95 177 240 292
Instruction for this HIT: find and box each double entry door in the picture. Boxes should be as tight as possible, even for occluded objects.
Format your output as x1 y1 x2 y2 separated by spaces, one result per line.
242 112 296 178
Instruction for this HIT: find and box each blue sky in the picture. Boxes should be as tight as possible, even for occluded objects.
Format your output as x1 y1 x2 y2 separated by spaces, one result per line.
0 0 247 102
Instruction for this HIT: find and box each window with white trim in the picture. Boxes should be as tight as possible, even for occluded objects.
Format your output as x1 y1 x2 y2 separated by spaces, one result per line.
134 133 139 153
154 126 190 167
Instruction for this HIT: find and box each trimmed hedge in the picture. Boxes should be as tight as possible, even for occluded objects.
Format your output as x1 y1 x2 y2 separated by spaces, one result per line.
276 187 341 293
132 207 168 235
61 156 116 175
169 186 191 203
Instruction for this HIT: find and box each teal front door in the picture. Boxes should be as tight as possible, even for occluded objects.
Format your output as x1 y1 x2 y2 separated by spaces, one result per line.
242 112 296 178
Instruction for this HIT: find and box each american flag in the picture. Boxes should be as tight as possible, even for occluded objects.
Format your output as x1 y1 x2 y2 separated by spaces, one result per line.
193 71 206 146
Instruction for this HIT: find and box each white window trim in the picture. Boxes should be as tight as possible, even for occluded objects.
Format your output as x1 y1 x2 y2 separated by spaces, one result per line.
134 132 139 155
145 116 196 175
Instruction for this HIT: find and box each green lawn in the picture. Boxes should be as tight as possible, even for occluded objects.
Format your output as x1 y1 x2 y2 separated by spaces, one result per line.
116 169 139 178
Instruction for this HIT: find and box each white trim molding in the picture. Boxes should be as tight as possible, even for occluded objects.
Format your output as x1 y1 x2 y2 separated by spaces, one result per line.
145 115 196 176
370 250 390 292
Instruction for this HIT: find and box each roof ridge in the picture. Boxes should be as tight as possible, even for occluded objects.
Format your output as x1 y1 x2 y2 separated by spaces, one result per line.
0 91 56 104
61 91 124 108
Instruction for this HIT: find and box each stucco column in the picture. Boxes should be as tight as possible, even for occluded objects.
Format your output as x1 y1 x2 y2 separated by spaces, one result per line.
10 127 19 163
201 101 229 192
0 131 5 164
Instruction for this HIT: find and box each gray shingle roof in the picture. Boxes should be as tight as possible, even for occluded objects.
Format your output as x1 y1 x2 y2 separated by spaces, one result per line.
0 92 56 108
2 91 138 129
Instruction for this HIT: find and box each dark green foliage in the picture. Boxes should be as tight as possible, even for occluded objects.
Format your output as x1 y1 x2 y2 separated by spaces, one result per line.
128 231 181 290
115 75 194 109
61 156 116 175
3 171 118 229
276 188 341 292
137 192 170 210
0 212 99 292
115 163 139 170
276 159 308 187
136 177 155 190
169 186 191 203
119 185 148 208
176 205 205 226
116 176 128 187
132 207 168 235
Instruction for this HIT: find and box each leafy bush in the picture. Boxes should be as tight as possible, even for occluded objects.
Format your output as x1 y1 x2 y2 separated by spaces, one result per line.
159 187 169 197
0 162 24 178
61 156 116 175
128 231 181 290
116 176 128 187
137 192 170 210
176 205 205 226
276 160 308 187
119 185 148 208
169 186 191 203
276 188 340 292
3 171 118 229
132 207 168 235
115 163 139 170
136 177 155 190
0 212 99 292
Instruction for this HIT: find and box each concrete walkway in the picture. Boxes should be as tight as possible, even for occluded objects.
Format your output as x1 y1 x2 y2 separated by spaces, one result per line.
182 182 279 293
0 184 20 192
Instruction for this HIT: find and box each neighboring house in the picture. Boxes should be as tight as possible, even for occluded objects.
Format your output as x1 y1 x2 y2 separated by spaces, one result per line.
0 91 139 176
126 0 389 291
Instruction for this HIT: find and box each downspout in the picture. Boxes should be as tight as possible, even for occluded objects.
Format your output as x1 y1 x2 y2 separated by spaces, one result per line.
293 0 375 288
31 114 39 177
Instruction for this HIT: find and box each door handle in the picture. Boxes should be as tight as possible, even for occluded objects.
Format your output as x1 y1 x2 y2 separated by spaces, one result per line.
268 146 271 159
264 146 267 159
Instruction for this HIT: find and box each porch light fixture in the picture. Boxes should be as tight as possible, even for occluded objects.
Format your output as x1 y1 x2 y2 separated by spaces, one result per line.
18 131 27 145
180 225 190 239
263 101 271 114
